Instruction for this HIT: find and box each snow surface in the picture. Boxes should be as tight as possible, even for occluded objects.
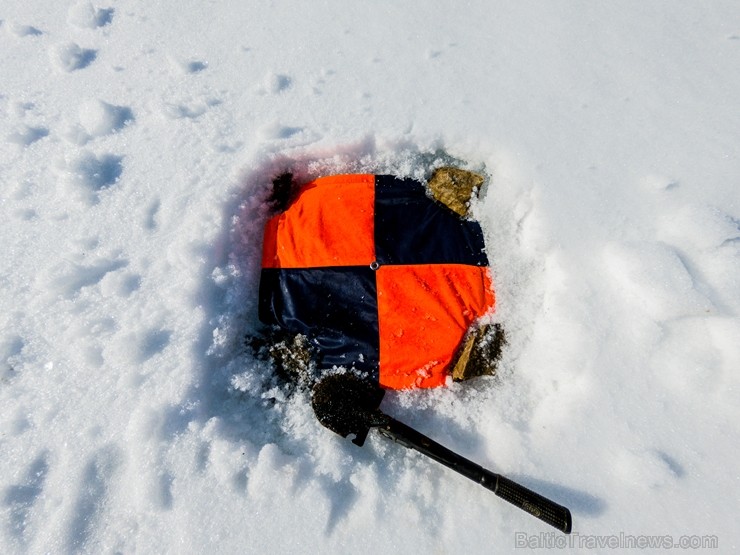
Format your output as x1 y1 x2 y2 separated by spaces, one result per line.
1 1 739 553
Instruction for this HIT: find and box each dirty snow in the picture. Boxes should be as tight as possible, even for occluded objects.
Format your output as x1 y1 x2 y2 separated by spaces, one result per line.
1 1 739 553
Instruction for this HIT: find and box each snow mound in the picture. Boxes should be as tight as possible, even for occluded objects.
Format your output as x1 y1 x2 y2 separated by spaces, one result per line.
67 2 113 30
58 151 124 204
77 99 134 139
49 42 96 72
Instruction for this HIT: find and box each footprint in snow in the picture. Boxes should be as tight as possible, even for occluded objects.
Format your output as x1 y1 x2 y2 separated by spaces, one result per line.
154 471 175 510
67 1 114 29
66 445 122 552
259 121 304 140
0 334 24 382
2 451 50 543
162 98 220 120
46 256 129 299
6 100 49 146
0 334 24 358
640 174 739 249
168 55 208 75
658 204 740 251
639 174 679 192
99 270 141 298
144 198 160 231
49 42 97 72
8 101 37 118
10 410 32 436
14 208 38 221
6 22 43 37
602 241 713 321
7 124 49 146
650 316 738 398
639 175 739 312
613 448 684 489
310 68 336 95
257 72 292 94
80 99 133 135
106 326 173 368
133 328 173 363
60 151 124 204
194 442 211 474
64 99 134 145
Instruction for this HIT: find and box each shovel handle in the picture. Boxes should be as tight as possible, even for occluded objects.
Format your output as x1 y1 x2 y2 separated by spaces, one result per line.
378 418 572 534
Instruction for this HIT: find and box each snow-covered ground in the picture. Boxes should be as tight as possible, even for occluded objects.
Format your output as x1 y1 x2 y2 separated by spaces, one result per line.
2 1 739 553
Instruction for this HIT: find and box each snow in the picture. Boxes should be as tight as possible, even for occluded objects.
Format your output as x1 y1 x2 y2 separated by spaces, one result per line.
1 1 739 553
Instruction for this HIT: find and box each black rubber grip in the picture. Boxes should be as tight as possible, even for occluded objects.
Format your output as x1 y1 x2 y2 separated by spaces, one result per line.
488 474 572 534
378 418 573 533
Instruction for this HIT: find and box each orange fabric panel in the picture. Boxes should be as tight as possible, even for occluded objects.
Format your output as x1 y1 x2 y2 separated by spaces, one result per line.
376 264 495 389
262 174 375 268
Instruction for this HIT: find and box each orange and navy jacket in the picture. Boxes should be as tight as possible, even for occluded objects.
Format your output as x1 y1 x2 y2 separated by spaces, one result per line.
259 174 495 389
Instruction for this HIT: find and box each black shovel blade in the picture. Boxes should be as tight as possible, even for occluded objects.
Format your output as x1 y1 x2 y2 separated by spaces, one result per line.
311 373 388 446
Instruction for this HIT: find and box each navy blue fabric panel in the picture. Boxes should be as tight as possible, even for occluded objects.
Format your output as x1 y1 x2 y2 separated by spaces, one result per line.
259 267 380 375
374 175 489 266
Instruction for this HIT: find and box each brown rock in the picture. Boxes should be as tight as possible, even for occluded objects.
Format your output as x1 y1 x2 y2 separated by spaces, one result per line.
452 323 505 381
428 167 485 217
